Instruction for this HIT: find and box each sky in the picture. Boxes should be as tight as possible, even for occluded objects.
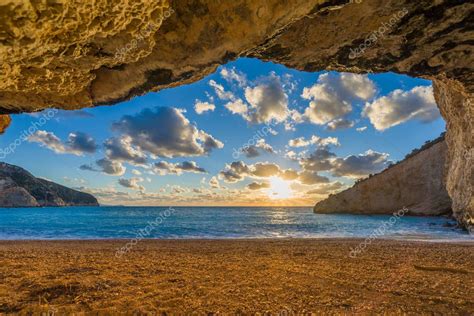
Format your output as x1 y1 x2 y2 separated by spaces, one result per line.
0 58 445 206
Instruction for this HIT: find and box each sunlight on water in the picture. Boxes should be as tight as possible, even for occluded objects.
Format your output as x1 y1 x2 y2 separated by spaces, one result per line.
0 207 472 241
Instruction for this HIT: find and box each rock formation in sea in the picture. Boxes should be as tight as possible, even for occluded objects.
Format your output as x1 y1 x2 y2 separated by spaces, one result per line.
0 162 99 207
0 0 471 229
314 135 452 216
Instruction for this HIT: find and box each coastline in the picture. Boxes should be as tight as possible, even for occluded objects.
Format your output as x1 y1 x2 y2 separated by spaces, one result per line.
1 239 473 314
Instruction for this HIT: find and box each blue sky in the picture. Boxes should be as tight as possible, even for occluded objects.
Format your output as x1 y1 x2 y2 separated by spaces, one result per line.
0 58 445 206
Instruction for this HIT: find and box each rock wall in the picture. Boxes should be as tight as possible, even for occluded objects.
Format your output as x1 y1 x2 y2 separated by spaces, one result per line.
314 139 452 216
0 0 472 228
0 162 99 207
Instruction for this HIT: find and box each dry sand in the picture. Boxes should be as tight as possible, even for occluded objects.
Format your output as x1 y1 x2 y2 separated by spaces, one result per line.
0 239 473 315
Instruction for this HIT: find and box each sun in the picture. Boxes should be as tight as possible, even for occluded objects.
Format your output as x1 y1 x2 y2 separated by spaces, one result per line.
267 176 294 199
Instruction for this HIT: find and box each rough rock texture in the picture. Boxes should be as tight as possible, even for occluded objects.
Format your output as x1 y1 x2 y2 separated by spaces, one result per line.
0 115 10 134
0 0 472 227
314 138 452 216
0 162 98 207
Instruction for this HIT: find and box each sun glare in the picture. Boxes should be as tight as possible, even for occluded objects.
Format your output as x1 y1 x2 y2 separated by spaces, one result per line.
267 177 294 199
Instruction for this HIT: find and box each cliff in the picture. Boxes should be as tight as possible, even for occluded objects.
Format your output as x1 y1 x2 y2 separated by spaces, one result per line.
314 136 452 216
0 162 99 207
0 0 471 228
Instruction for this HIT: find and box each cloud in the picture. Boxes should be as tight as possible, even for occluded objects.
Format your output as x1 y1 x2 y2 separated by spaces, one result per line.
118 177 145 191
219 161 282 183
363 86 439 131
242 139 275 158
306 182 344 195
219 161 251 183
247 181 270 190
285 150 297 161
288 135 339 148
298 147 390 179
302 73 376 125
331 150 391 178
219 161 311 185
194 100 215 114
209 176 220 189
112 107 223 158
220 67 247 88
80 158 127 176
326 119 355 131
96 158 126 176
132 169 142 175
104 136 147 165
298 148 337 172
252 162 281 178
224 99 249 119
28 130 97 156
279 169 299 181
244 73 289 124
77 187 130 200
209 80 235 100
152 161 206 175
171 185 187 194
297 171 330 185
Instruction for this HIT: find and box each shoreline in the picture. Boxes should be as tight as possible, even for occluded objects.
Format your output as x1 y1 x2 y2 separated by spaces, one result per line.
1 239 473 314
0 236 472 243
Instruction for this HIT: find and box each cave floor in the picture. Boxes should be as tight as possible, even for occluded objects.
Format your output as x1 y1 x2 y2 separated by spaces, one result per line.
0 239 473 314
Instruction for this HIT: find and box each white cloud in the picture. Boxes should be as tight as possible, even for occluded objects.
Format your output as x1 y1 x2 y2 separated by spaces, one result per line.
302 73 376 125
152 161 206 175
297 171 330 185
112 107 223 158
242 139 275 158
326 119 355 131
28 130 97 156
104 136 147 165
132 169 142 175
247 181 271 190
220 67 247 88
288 135 339 148
224 99 249 119
363 86 440 131
118 177 145 191
80 158 127 176
209 80 235 100
194 100 215 114
209 176 220 189
331 150 391 178
244 73 289 124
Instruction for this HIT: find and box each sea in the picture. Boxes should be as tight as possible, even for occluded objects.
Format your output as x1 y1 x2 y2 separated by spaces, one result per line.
0 206 472 241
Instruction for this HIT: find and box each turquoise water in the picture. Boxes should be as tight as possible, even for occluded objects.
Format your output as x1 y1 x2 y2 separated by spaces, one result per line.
0 207 471 241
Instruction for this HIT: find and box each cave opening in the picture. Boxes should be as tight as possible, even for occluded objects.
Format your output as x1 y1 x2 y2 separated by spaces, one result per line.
0 57 449 212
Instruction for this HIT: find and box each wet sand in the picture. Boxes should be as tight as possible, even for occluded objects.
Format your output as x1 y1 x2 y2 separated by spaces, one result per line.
0 239 473 314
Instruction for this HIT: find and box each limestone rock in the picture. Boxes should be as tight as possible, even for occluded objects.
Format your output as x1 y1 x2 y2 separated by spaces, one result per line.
0 162 99 207
314 137 452 216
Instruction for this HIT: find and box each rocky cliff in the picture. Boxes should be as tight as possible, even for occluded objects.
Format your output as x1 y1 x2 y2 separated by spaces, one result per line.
0 0 471 228
314 137 452 216
0 162 98 207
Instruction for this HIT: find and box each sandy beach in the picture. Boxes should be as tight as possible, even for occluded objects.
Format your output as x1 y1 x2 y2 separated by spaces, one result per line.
0 239 473 314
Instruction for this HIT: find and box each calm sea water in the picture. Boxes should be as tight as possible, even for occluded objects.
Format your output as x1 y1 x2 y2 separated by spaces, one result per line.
0 206 472 241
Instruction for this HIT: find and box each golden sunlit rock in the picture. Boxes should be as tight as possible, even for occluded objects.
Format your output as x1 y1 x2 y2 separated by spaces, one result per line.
0 115 11 134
